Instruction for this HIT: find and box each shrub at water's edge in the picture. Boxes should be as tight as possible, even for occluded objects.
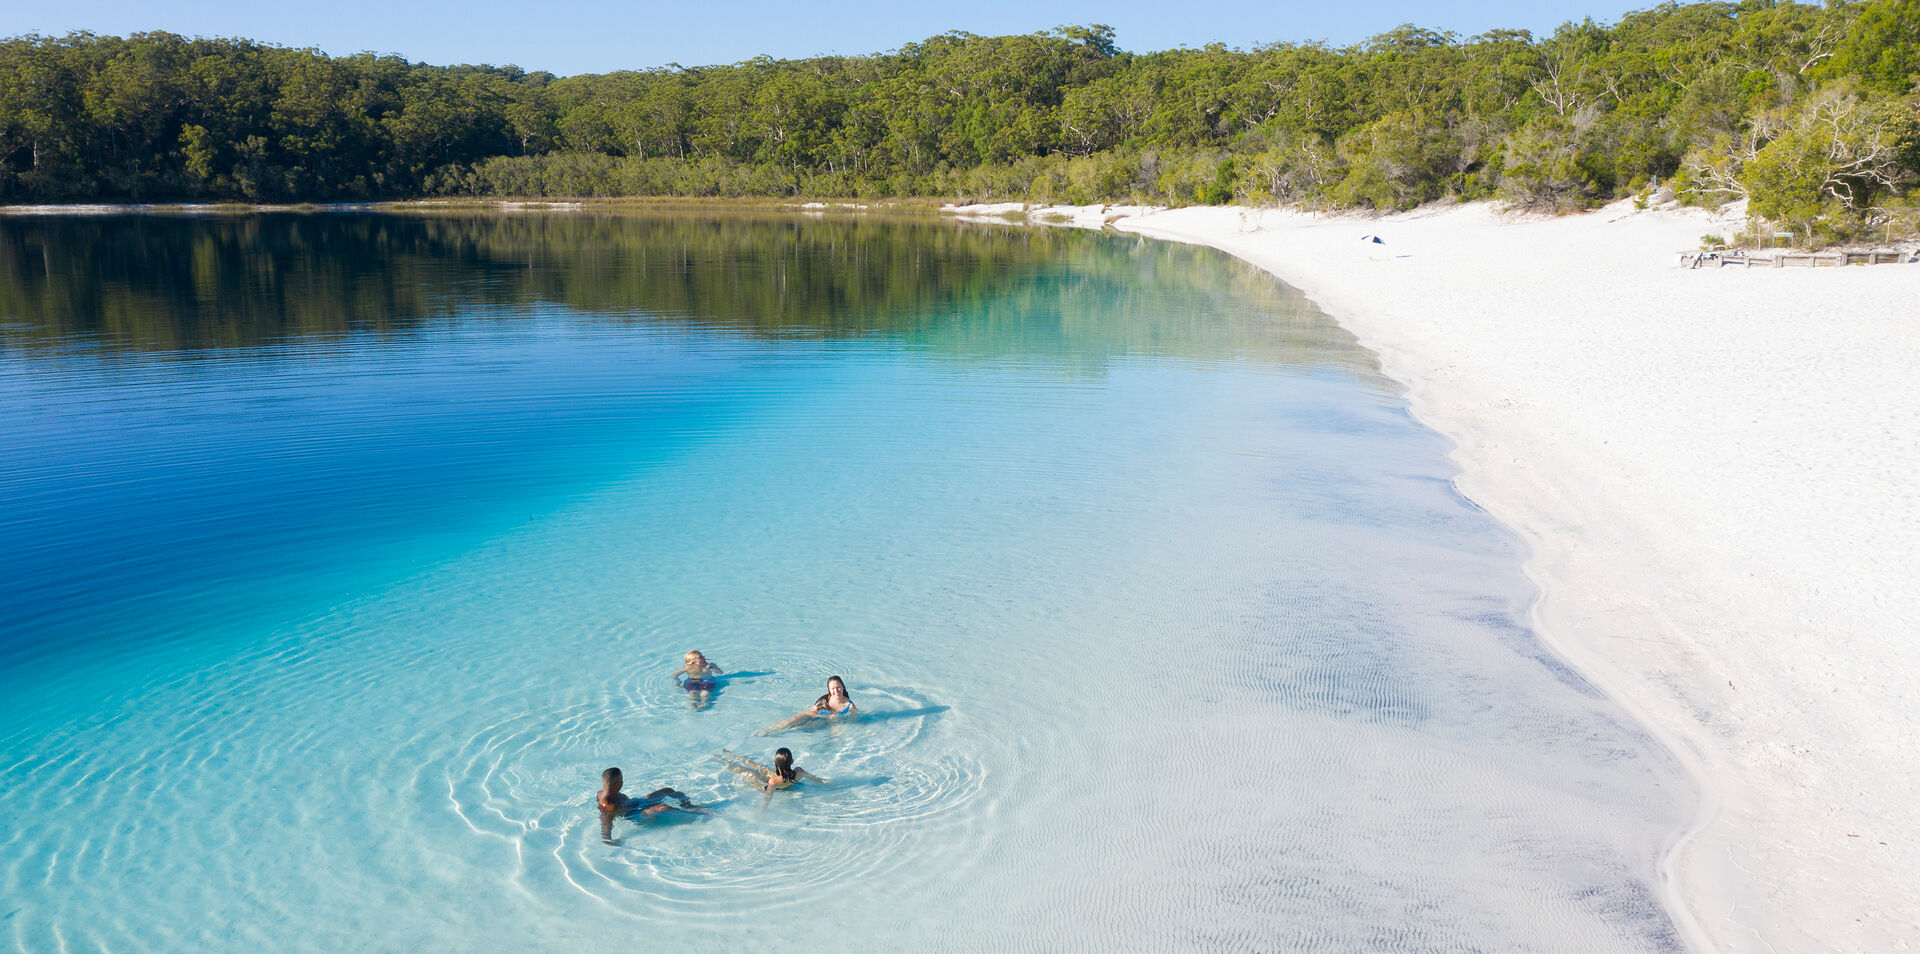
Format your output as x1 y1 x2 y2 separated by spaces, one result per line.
1 4 1917 242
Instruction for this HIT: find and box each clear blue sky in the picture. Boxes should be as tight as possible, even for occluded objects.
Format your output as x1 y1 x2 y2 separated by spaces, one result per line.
4 0 1654 74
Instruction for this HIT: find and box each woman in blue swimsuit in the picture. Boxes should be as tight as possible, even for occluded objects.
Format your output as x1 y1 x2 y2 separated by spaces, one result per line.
759 675 857 734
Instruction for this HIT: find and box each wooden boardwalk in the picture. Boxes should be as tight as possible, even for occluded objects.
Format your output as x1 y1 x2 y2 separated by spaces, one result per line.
1679 249 1917 268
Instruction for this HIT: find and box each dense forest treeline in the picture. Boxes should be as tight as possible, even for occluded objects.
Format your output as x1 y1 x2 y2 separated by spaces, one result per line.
3 2 1918 240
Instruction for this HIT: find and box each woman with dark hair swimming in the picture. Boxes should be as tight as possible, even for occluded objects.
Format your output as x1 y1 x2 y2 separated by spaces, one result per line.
758 675 857 735
715 747 829 807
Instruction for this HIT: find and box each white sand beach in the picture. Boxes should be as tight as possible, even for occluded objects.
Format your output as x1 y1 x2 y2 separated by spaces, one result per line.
962 199 1920 953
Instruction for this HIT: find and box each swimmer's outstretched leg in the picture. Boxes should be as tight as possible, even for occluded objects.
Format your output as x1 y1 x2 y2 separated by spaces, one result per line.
756 712 813 736
642 787 709 813
714 751 771 778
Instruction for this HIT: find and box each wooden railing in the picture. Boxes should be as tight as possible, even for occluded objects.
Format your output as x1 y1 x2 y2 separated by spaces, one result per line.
1679 249 1917 268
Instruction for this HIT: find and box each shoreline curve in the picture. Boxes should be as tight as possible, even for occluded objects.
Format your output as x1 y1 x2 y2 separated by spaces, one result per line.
1016 198 1919 954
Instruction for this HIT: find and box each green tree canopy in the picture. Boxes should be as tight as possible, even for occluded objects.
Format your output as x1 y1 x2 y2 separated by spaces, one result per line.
3 4 1917 239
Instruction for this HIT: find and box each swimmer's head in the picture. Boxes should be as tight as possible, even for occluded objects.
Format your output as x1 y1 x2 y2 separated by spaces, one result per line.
601 767 623 791
773 748 796 782
814 676 851 712
685 650 705 664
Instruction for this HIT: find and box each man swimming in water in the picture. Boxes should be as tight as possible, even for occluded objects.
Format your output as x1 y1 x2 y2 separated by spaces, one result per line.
596 766 708 844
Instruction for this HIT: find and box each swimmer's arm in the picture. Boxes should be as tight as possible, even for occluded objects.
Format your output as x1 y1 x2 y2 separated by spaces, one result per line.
599 807 617 844
669 665 688 680
762 778 775 809
797 769 829 785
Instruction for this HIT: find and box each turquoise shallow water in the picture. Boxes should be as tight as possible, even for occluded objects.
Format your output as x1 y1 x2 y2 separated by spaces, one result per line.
0 212 1689 951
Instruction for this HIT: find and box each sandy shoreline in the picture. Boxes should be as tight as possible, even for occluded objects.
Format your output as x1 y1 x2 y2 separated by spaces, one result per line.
1001 199 1920 953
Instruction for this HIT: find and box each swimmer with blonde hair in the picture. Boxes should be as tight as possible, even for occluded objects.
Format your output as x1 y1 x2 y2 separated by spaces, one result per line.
669 649 725 708
715 747 828 808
